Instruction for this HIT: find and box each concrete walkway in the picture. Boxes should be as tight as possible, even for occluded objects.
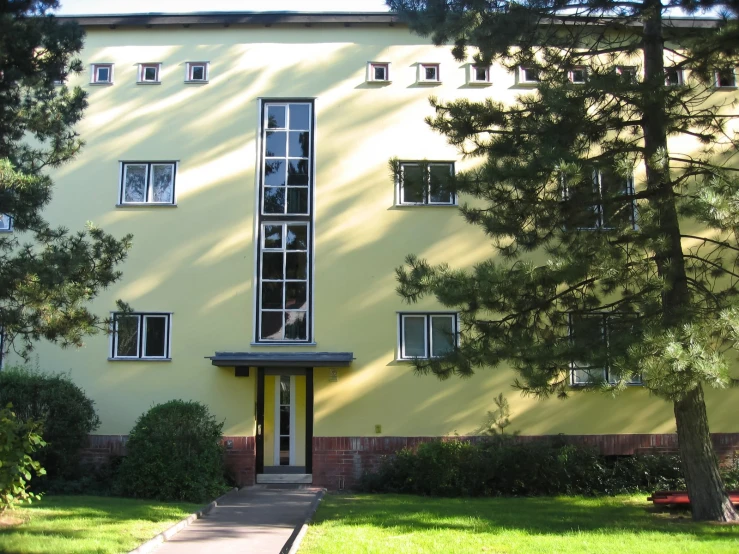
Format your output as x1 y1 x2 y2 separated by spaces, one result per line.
154 485 322 554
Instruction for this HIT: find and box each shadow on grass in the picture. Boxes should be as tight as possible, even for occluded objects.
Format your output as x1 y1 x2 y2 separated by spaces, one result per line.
314 494 739 542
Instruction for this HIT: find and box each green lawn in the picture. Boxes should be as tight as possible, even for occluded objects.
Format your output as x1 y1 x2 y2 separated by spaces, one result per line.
299 494 739 554
0 495 201 554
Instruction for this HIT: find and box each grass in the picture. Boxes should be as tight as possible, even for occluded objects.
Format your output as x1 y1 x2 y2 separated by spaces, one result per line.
0 495 201 554
299 494 739 554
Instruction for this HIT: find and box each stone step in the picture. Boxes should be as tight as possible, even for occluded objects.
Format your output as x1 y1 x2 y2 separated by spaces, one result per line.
256 473 312 484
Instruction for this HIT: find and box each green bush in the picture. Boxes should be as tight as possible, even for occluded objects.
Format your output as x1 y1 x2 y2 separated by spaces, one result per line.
0 367 100 481
118 400 228 503
0 404 46 512
360 437 689 497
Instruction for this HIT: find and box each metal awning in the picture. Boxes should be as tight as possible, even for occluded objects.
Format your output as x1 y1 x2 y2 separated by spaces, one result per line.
207 351 354 368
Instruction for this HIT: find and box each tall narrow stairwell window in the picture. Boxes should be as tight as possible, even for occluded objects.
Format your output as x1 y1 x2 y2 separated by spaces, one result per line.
256 101 314 343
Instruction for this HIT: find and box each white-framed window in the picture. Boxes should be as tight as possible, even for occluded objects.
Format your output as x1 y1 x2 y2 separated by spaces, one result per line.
518 66 540 85
562 170 636 230
398 313 458 360
397 161 455 206
90 63 113 85
138 63 161 84
185 61 209 83
367 62 390 83
616 66 638 82
567 66 588 84
418 63 441 84
468 64 491 85
111 312 172 360
258 222 310 342
715 68 736 88
665 67 684 86
569 312 642 386
119 162 177 205
0 214 12 232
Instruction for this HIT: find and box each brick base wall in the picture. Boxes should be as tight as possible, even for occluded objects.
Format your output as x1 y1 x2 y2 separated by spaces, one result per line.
311 434 739 490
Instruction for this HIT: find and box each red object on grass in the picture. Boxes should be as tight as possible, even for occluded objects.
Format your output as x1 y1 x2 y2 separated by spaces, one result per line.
647 490 739 506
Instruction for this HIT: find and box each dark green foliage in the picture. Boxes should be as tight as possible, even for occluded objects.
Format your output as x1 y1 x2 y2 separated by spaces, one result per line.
360 438 688 497
0 367 99 481
0 1 132 360
0 403 46 512
118 400 228 503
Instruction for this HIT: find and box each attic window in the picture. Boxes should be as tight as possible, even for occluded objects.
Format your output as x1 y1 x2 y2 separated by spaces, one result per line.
469 64 491 85
91 63 113 85
519 66 540 85
138 63 161 84
715 68 736 88
186 62 209 83
568 67 587 84
367 62 390 83
664 68 684 86
418 63 440 84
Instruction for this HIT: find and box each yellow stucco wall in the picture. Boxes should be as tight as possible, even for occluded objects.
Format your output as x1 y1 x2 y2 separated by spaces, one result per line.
11 22 739 438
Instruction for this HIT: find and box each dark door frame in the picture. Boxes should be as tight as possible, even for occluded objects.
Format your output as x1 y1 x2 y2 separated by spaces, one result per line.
254 367 314 475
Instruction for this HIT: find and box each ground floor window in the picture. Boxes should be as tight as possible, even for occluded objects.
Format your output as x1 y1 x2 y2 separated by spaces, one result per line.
398 313 458 360
111 312 172 360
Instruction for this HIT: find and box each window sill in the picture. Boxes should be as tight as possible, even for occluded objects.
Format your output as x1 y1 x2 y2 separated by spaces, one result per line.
184 80 209 84
394 203 458 208
467 81 492 87
250 342 317 347
116 203 178 208
90 82 114 86
108 357 172 362
0 229 13 233
416 81 442 86
715 86 738 90
137 81 162 85
366 80 392 85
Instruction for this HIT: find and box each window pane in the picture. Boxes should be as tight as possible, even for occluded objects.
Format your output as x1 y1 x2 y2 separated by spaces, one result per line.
151 164 174 203
263 225 283 249
284 311 307 340
97 67 110 81
264 161 286 186
261 311 283 340
262 282 283 309
280 404 290 434
431 316 455 357
144 66 157 81
374 65 386 80
474 66 487 81
191 65 205 80
572 368 606 384
570 314 607 372
0 214 10 231
262 252 284 280
402 165 425 203
265 131 287 157
286 252 307 279
570 68 586 83
287 160 309 186
286 225 308 250
289 132 310 158
429 164 452 203
264 187 285 213
403 316 426 357
280 376 290 405
116 316 140 357
285 282 307 309
279 436 290 465
523 67 539 82
123 165 147 203
286 187 308 214
289 104 310 130
425 66 437 80
268 105 286 129
144 316 167 357
599 170 632 228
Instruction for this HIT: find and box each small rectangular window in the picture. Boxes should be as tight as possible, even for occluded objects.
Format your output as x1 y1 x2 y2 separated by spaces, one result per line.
397 161 455 206
519 66 540 84
138 63 161 84
91 63 113 85
418 63 440 83
112 313 171 360
399 313 458 360
562 170 636 230
616 66 637 82
715 68 736 88
568 67 587 84
0 214 12 232
367 62 390 83
467 64 491 85
186 62 209 83
665 68 683 86
119 162 177 205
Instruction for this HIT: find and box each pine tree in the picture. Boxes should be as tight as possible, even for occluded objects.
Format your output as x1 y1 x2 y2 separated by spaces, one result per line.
0 1 131 359
388 0 739 521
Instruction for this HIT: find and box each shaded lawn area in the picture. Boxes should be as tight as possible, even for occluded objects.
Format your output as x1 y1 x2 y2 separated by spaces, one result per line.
0 495 201 554
299 494 739 554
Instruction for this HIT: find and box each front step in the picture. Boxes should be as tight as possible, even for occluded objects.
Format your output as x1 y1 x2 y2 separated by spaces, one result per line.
256 473 312 484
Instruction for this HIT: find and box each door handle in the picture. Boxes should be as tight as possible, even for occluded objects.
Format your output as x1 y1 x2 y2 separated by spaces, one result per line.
257 424 262 436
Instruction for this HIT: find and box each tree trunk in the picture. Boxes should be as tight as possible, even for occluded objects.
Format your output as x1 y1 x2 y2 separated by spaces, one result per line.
674 384 738 521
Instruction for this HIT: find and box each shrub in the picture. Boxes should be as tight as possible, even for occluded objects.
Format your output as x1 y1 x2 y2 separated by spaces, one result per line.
0 367 100 481
0 404 46 512
118 400 227 503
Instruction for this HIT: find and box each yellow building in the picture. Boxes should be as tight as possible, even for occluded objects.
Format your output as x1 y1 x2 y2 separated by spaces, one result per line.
14 11 739 487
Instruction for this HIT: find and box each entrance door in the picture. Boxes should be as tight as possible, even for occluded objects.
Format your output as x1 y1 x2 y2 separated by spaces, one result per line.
256 368 313 479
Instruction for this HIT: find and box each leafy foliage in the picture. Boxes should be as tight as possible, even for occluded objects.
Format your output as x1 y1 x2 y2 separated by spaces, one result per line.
118 400 228 503
0 404 46 513
0 366 100 482
0 0 132 360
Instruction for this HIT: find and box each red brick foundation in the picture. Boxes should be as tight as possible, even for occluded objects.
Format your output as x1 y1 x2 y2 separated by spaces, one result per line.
311 434 739 490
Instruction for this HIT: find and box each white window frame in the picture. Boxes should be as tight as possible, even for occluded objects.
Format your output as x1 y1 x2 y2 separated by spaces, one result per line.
0 214 12 233
418 63 441 84
396 161 456 206
468 64 491 86
567 66 588 84
562 170 636 231
367 62 391 83
397 313 459 361
185 61 209 83
118 161 178 206
714 68 737 88
518 66 541 85
664 67 684 87
138 63 162 84
110 312 172 361
90 63 114 85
